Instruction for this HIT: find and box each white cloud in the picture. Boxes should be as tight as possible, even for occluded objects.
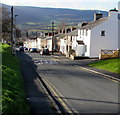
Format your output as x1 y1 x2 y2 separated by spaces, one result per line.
0 0 119 11
0 0 16 5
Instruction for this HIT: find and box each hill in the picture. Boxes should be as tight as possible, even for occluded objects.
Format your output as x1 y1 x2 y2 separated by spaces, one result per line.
14 6 108 24
1 4 108 30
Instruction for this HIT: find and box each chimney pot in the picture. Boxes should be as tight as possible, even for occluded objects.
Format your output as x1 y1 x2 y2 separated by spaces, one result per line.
94 13 103 21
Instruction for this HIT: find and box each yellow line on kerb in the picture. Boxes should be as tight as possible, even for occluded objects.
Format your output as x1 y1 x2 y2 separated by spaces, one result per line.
51 58 59 61
76 66 119 83
43 76 79 113
36 77 61 113
39 73 78 114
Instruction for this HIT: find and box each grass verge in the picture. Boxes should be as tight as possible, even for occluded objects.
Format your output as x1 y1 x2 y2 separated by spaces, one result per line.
1 43 30 115
88 58 120 74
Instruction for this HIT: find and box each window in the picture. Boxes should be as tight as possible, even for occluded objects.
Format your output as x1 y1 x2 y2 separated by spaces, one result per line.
101 30 105 36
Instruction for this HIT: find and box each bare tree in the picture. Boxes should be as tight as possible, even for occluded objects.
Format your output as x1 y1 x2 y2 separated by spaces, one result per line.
1 7 11 43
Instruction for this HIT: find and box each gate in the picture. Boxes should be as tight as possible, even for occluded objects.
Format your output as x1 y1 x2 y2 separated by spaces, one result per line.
99 49 120 59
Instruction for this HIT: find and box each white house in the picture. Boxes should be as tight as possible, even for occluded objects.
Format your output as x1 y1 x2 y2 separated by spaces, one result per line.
77 9 119 58
24 37 43 50
59 29 86 57
46 36 52 51
60 36 67 55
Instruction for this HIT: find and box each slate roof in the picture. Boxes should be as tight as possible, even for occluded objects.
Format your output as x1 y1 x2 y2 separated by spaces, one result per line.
67 29 78 36
81 17 109 29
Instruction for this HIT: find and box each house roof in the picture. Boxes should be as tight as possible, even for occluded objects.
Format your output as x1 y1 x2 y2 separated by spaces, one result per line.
67 29 78 36
55 33 65 38
81 17 108 29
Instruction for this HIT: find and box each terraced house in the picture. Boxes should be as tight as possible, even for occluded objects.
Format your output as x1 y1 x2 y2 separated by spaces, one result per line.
77 8 119 58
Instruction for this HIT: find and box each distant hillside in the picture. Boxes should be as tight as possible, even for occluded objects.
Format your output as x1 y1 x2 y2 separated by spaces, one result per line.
2 4 108 30
14 6 108 24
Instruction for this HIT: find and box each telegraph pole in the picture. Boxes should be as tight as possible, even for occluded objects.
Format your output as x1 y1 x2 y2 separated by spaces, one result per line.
52 21 54 55
15 15 18 45
11 6 14 55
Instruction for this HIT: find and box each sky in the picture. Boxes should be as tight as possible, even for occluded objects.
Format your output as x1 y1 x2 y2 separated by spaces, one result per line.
0 0 120 11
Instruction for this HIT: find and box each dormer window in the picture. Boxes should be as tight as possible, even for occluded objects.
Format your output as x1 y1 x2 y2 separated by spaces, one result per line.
101 30 105 36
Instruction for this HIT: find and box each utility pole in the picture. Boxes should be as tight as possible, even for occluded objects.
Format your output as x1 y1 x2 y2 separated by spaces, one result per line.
11 6 14 55
52 21 54 55
15 15 18 46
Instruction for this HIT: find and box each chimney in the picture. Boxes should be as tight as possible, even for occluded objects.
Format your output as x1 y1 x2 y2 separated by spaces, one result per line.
81 22 88 27
94 12 103 21
108 8 118 18
108 8 118 19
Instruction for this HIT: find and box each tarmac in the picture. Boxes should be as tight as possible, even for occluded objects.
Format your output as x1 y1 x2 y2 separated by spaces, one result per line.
18 52 120 115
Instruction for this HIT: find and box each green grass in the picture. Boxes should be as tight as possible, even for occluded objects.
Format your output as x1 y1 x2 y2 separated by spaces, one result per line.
1 43 30 115
88 58 120 74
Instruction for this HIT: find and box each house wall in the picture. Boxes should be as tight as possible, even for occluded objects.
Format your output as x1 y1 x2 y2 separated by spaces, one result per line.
60 38 67 54
28 40 37 49
118 19 120 49
37 38 42 49
76 45 86 56
24 38 43 49
47 39 52 51
72 36 77 50
90 11 118 58
24 41 28 48
78 29 91 57
118 8 120 49
41 39 47 48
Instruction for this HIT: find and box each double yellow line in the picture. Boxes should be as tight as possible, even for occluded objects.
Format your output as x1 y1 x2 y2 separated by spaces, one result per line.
37 72 78 114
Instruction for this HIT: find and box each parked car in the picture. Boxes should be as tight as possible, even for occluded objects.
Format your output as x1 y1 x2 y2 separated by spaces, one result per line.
19 46 24 52
24 47 28 50
29 48 38 52
40 48 50 55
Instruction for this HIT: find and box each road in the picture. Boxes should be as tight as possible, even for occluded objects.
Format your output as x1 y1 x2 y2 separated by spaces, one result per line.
20 51 119 114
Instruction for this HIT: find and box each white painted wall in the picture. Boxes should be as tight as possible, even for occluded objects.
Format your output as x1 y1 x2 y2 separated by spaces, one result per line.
47 39 52 51
78 29 91 57
90 11 118 57
76 45 86 56
118 9 120 49
118 19 120 49
37 38 42 49
72 36 77 50
60 38 67 54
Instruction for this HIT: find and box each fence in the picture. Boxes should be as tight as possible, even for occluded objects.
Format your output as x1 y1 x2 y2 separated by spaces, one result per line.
99 49 120 59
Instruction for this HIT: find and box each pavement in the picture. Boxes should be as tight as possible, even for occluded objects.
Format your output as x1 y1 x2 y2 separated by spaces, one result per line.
17 51 120 114
17 52 57 115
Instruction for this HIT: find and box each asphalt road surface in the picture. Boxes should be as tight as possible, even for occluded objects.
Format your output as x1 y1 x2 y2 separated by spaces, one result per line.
20 52 119 114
